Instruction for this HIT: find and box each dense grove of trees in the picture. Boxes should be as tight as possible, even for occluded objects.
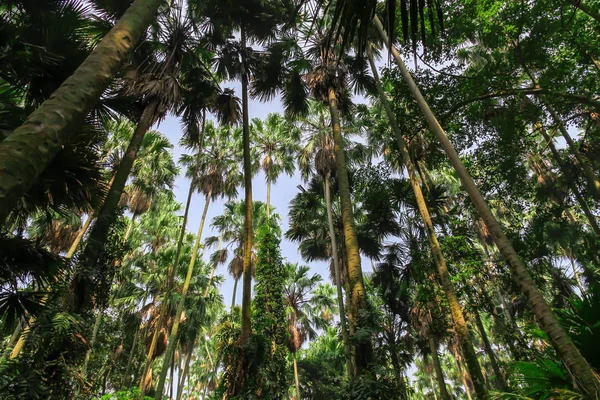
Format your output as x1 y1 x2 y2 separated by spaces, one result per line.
1 0 599 399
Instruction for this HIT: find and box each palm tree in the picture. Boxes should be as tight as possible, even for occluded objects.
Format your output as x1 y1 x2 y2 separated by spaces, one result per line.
366 44 488 398
284 263 336 400
0 0 164 224
250 113 299 218
371 18 600 395
154 122 241 397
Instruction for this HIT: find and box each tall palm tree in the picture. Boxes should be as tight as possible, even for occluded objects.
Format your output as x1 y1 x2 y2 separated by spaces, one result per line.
250 113 299 218
284 263 336 400
0 0 164 224
154 122 241 397
371 17 599 395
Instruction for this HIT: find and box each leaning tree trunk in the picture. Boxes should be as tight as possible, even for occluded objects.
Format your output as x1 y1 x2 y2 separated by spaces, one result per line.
240 26 254 344
473 311 508 391
177 338 195 400
374 16 600 397
368 47 489 399
0 0 163 225
139 315 161 394
429 336 452 400
154 192 212 399
565 0 600 23
81 310 103 378
75 100 158 312
67 214 94 258
123 324 141 388
327 86 371 374
293 352 301 400
324 172 353 378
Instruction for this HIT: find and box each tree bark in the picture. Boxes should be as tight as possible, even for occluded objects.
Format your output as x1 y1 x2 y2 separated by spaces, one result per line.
66 214 94 258
240 26 254 343
266 171 271 219
154 192 212 398
4 319 23 358
368 47 489 399
429 336 451 400
293 352 301 400
231 277 239 311
324 173 354 378
123 213 137 243
374 16 600 397
176 338 195 400
123 324 140 388
327 86 371 374
81 310 103 378
75 100 158 312
474 311 508 391
139 319 161 394
0 0 163 225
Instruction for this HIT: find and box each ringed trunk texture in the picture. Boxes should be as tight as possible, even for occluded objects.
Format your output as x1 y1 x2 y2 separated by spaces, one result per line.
374 16 600 397
240 26 253 343
154 193 212 398
75 100 158 312
429 336 452 400
327 86 371 373
368 47 489 399
324 173 354 378
0 0 163 225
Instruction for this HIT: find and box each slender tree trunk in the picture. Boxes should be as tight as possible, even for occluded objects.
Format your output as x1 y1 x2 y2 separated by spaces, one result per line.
67 214 94 258
169 350 175 400
374 17 600 396
429 337 451 400
124 213 137 242
0 0 163 225
155 192 212 399
539 125 600 235
545 105 600 200
81 310 103 378
123 324 141 388
266 172 271 219
240 26 254 344
327 86 371 373
473 311 508 391
455 355 473 400
231 277 239 311
10 316 35 359
177 339 195 400
368 47 489 399
204 236 223 298
75 100 158 312
3 319 23 358
139 319 161 394
293 352 301 400
324 173 353 378
565 0 600 23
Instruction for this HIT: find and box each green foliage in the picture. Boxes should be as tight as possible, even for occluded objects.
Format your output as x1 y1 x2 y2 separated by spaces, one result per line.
100 387 153 400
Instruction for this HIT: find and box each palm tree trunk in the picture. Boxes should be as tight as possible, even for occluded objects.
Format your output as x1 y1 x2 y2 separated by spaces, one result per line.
293 352 301 400
169 351 175 400
177 338 196 400
455 355 473 400
231 277 239 311
140 320 161 394
374 17 600 397
4 319 23 358
124 213 138 242
10 316 35 359
240 26 254 344
565 0 600 23
123 324 141 388
324 173 353 378
81 310 103 378
473 311 507 391
204 236 223 298
155 192 212 399
327 86 371 373
75 100 158 312
67 214 94 258
0 0 163 225
266 172 271 219
545 105 600 200
538 125 600 235
368 46 489 399
429 336 451 400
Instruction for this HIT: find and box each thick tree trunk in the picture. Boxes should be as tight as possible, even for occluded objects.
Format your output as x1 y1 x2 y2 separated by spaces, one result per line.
324 173 354 378
327 86 371 374
293 352 301 400
374 17 600 397
81 311 103 378
429 336 451 400
545 105 600 200
368 47 489 399
474 311 508 391
240 26 254 344
565 0 600 23
539 125 600 235
0 0 163 225
75 100 158 312
155 193 212 398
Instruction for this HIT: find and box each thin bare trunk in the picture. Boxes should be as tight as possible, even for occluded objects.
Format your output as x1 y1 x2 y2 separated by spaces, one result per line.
456 355 473 400
374 17 600 396
368 46 488 399
474 311 508 391
4 319 23 358
176 339 195 400
429 336 451 400
139 321 161 394
123 324 140 388
231 277 239 311
155 193 212 398
124 213 137 242
324 173 353 378
67 214 94 258
266 172 271 219
82 311 103 378
293 352 301 400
